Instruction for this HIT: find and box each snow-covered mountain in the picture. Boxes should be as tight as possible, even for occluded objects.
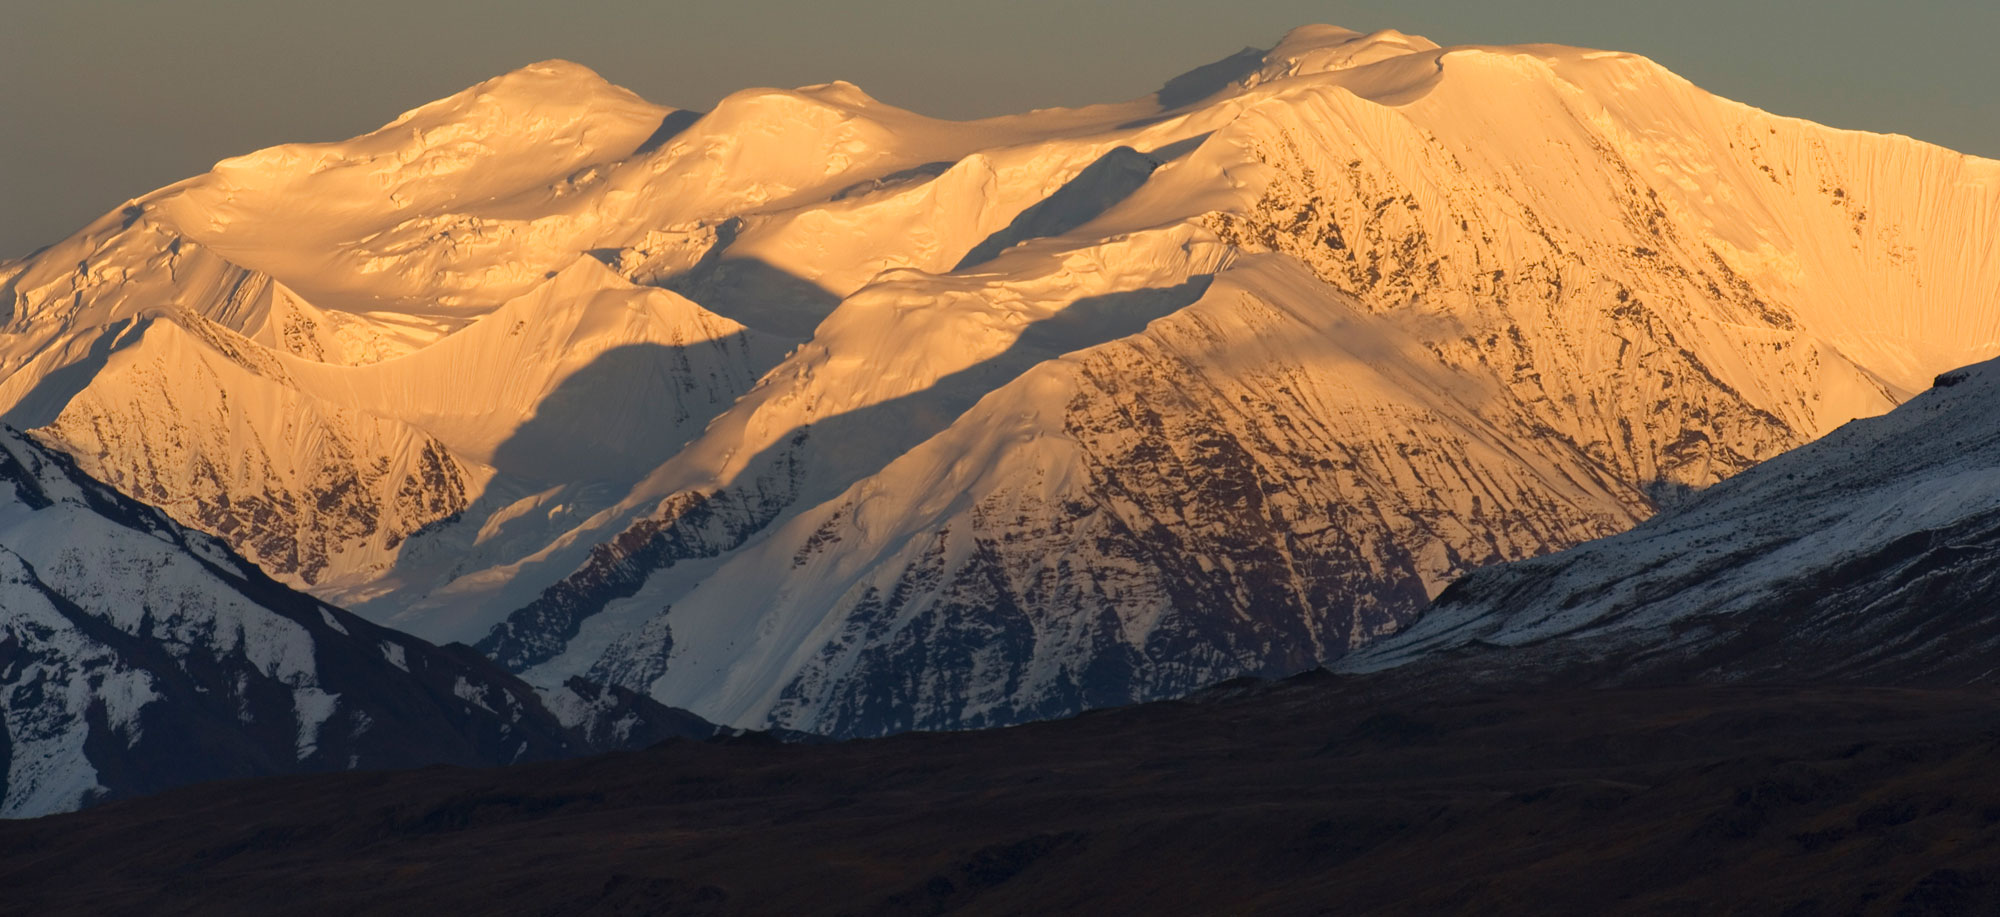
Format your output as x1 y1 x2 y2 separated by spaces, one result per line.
4 25 1997 737
0 65 784 615
0 425 710 818
1342 356 2000 686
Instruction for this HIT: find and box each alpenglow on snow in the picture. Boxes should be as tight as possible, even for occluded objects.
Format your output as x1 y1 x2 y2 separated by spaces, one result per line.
1 24 1995 738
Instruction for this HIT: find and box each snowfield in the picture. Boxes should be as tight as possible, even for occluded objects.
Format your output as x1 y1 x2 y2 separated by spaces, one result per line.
3 24 1997 737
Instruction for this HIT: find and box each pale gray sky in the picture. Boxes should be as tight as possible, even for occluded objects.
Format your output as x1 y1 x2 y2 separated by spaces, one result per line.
4 0 1994 258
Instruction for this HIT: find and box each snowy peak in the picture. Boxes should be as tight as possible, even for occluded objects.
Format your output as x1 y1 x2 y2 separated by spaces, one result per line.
478 26 1998 736
1156 24 1442 110
208 56 664 200
405 58 644 120
137 59 669 315
1258 25 1442 81
5 24 1998 741
789 79 892 111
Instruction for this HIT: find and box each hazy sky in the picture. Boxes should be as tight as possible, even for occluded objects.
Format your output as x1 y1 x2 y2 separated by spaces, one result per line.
4 0 1995 259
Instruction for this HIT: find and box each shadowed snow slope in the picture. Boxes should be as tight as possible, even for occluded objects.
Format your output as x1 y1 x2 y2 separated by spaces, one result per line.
4 25 1998 737
0 426 717 820
1342 356 2000 687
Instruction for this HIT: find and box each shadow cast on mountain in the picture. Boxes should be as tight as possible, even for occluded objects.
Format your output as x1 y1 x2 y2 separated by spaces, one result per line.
831 161 956 201
3 316 149 430
596 217 845 341
659 257 842 340
759 273 1220 493
377 337 777 640
955 146 1164 272
1113 45 1266 130
1157 46 1266 109
633 109 705 156
614 215 839 342
375 256 847 640
487 342 725 486
476 274 1219 673
1143 132 1213 165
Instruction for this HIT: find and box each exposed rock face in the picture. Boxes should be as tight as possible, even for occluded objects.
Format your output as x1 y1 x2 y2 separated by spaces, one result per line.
1343 357 2000 689
0 426 712 819
503 33 1997 737
4 25 1997 737
0 70 784 613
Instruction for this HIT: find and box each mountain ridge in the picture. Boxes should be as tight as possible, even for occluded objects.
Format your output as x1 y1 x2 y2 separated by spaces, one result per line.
1340 353 2000 689
3 23 1995 738
0 423 716 818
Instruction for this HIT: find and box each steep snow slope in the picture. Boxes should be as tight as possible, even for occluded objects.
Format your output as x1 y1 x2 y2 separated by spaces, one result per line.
5 25 1998 737
2 204 781 608
1342 357 2000 686
472 28 1999 735
0 54 1165 607
0 425 711 819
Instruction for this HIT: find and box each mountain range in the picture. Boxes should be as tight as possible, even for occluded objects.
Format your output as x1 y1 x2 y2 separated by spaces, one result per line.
1 22 1997 819
13 350 2000 909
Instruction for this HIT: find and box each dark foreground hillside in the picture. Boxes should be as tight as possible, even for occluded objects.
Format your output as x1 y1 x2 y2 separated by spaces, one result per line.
6 674 2000 916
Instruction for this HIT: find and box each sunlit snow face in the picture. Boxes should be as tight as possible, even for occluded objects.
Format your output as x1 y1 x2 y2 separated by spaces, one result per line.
8 1 1995 259
3 19 1997 745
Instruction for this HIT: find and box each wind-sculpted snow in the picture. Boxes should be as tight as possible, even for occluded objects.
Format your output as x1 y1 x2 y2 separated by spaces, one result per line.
4 25 1998 737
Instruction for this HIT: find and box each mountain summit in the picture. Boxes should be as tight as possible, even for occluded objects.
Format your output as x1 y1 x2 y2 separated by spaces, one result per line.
2 24 1996 738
